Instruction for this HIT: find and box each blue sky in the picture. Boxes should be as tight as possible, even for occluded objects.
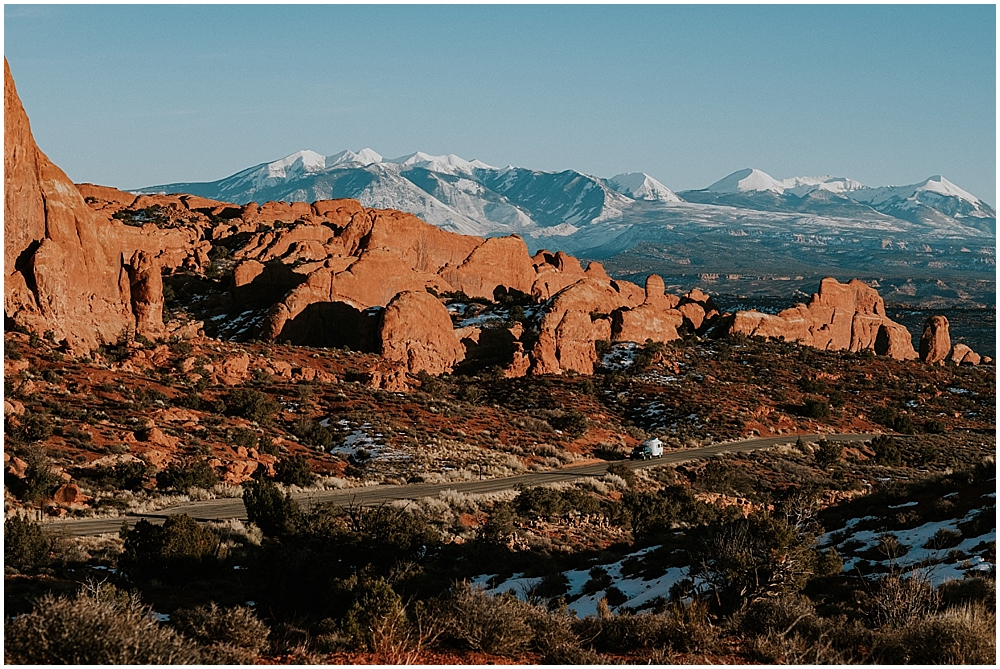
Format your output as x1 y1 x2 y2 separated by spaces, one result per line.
5 4 996 204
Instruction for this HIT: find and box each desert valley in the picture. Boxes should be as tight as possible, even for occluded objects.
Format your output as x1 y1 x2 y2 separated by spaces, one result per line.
3 45 996 667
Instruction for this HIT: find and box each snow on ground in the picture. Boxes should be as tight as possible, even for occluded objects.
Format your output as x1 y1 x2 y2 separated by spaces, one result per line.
321 418 408 462
824 504 995 585
473 545 690 618
601 342 638 370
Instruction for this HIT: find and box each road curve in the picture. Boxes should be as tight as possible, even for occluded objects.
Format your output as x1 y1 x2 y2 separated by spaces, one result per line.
48 433 873 537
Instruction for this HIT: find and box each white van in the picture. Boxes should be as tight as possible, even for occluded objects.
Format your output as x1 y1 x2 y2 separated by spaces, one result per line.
630 437 664 461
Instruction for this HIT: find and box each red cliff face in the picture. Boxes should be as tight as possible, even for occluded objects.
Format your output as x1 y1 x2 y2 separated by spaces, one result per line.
4 59 163 350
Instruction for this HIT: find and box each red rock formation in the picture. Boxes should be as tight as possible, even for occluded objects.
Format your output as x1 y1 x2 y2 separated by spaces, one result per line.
529 278 644 375
340 209 480 273
124 250 165 336
727 278 917 360
379 290 465 375
233 224 342 264
612 303 685 344
949 343 981 366
5 59 152 350
262 249 452 342
919 315 951 365
76 183 137 209
439 235 537 299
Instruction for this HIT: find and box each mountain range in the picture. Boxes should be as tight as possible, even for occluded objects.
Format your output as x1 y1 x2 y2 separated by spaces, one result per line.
140 150 995 268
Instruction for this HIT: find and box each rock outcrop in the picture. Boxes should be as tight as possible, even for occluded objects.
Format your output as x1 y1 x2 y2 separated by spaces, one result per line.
4 60 178 349
379 290 465 375
529 277 647 375
726 278 918 360
6 60 138 349
919 315 951 365
949 343 982 366
439 235 536 299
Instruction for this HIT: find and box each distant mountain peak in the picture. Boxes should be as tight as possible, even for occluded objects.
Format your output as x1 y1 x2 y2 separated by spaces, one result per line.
916 175 980 203
707 168 785 194
386 151 495 174
266 149 326 178
327 148 383 167
608 172 681 202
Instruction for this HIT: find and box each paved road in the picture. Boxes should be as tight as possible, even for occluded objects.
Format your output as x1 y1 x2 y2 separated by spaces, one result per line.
48 433 873 537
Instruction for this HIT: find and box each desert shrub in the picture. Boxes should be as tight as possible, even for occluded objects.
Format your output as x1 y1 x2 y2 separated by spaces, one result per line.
532 572 570 599
222 388 280 423
869 407 916 434
275 454 316 487
923 418 947 434
798 376 826 393
543 408 589 437
299 503 441 575
870 435 901 466
514 486 600 519
690 512 818 615
582 567 613 595
814 439 843 466
174 390 204 410
257 435 281 456
938 576 996 609
132 386 168 409
242 480 302 537
293 419 334 450
827 390 845 407
802 398 830 419
4 515 50 571
868 573 940 628
341 577 409 653
477 503 517 545
227 427 258 450
514 486 567 518
924 527 963 550
6 410 53 445
875 533 908 560
622 485 717 538
814 547 843 577
120 515 222 584
633 339 666 371
576 599 716 653
740 593 816 636
83 460 149 491
5 444 63 504
871 603 995 664
523 605 596 664
157 459 219 491
171 339 194 357
4 589 203 664
606 461 636 488
438 582 535 656
172 602 270 654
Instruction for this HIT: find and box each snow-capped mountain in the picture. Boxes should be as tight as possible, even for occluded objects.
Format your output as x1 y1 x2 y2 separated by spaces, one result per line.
680 168 995 234
780 175 867 196
140 151 994 266
607 172 681 202
706 168 786 194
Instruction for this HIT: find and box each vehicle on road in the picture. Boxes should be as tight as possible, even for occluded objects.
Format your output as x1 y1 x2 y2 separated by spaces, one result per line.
631 438 664 460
